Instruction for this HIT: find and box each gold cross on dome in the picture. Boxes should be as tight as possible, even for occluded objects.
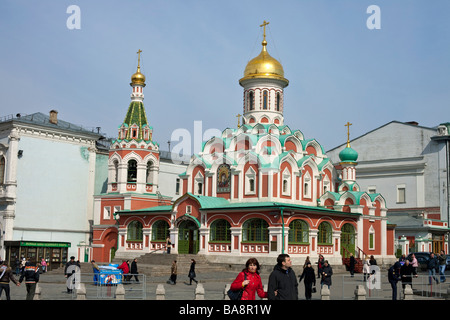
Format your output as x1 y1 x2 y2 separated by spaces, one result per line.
137 49 142 67
345 121 352 147
260 20 269 41
236 114 242 128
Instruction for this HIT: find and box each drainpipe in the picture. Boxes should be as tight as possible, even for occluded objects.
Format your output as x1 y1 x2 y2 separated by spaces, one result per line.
280 207 285 254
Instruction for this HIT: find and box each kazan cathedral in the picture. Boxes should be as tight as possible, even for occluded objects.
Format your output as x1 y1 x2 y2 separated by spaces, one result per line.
92 23 396 267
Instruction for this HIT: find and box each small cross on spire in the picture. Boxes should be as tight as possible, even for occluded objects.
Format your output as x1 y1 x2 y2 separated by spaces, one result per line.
137 49 142 68
260 20 269 42
345 121 352 147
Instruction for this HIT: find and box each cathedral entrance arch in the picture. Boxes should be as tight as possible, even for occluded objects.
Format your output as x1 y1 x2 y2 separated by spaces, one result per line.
340 223 356 256
177 216 200 254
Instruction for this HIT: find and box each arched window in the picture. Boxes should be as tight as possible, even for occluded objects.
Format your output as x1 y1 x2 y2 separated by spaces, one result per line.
276 92 281 111
318 222 332 245
146 161 154 184
127 159 137 182
249 91 254 111
262 90 268 110
242 218 268 242
0 157 5 185
289 220 309 243
210 219 231 242
303 171 311 198
152 220 169 241
127 221 143 241
113 160 119 183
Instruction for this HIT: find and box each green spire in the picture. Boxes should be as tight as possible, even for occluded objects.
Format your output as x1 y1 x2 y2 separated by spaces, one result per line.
122 101 149 140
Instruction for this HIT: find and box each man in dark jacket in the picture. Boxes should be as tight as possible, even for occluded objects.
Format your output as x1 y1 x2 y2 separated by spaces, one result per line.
427 253 439 285
19 259 40 300
268 254 298 300
388 262 401 300
299 262 316 300
320 260 333 288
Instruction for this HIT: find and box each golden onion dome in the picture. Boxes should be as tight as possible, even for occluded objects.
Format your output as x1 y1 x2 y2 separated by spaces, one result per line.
131 66 146 86
239 39 288 86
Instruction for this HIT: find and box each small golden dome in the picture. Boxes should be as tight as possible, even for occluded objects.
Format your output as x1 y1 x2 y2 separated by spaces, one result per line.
239 40 288 85
131 66 146 86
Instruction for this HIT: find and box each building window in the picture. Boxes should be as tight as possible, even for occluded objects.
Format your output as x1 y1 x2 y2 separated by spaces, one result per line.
152 220 169 241
194 171 204 195
262 90 268 110
368 186 376 194
282 168 291 196
318 222 332 245
288 220 309 243
276 92 281 111
103 206 111 220
113 160 119 182
127 221 143 241
249 91 254 111
186 205 192 214
127 159 137 182
242 218 269 242
210 219 231 242
175 178 180 195
0 156 5 185
397 184 406 203
245 167 256 195
303 172 311 198
369 226 375 250
146 161 154 184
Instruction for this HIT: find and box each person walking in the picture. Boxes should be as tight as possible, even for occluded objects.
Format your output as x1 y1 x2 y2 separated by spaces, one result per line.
130 258 139 282
410 253 419 277
388 262 401 300
19 258 40 300
268 254 298 300
348 253 356 277
316 254 324 279
299 261 316 300
188 259 198 285
166 237 172 254
437 250 446 283
117 260 130 283
320 260 333 288
230 258 267 300
0 260 20 300
363 257 370 282
427 253 439 285
303 256 311 269
64 256 80 293
169 260 177 285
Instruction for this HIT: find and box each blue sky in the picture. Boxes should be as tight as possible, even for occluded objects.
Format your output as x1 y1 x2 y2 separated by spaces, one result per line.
1 0 449 153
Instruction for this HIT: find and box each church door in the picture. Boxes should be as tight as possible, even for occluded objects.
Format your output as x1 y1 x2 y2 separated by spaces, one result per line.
340 223 356 257
178 220 199 254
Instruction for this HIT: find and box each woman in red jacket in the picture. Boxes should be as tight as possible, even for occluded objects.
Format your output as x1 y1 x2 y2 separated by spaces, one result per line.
230 258 267 300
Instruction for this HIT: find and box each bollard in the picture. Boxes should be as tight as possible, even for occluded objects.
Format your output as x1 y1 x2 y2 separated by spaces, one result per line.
354 285 366 300
195 283 205 300
33 283 41 300
403 284 414 300
115 283 125 300
224 284 231 300
321 285 330 300
76 283 86 300
156 284 165 300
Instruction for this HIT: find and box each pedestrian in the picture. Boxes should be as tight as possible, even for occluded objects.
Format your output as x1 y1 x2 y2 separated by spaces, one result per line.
166 237 172 254
64 256 80 293
388 262 401 300
427 252 439 285
117 260 130 283
410 253 419 277
268 254 298 300
437 250 446 283
317 254 324 279
348 253 356 277
400 259 414 290
40 258 47 273
169 260 177 285
19 258 40 300
0 260 20 300
303 256 311 269
299 262 316 300
320 260 333 288
230 258 267 300
363 256 370 281
91 260 100 285
14 257 20 275
20 257 26 273
369 255 377 266
188 259 198 285
130 258 139 282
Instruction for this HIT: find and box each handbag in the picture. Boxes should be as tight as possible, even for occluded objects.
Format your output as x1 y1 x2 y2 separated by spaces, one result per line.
312 285 317 293
227 273 247 300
